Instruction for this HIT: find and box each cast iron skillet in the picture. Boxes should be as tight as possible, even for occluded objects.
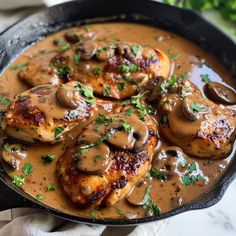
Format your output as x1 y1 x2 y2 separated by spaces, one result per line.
0 0 235 226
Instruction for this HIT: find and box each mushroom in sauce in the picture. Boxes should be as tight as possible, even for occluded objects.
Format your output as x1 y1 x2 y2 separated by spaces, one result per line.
204 82 236 105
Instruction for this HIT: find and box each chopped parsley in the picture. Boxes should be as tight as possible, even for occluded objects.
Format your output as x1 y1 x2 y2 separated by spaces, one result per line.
53 39 71 52
9 63 28 71
201 74 211 83
131 45 141 57
124 108 134 116
3 143 12 154
122 93 153 121
89 209 95 217
74 52 80 65
54 127 64 138
95 154 103 159
162 115 169 125
12 175 25 187
95 113 114 126
160 74 178 93
122 75 140 91
191 102 204 112
150 167 168 181
116 208 124 215
171 54 178 60
47 183 56 191
117 82 126 91
103 87 111 96
22 163 33 175
58 66 72 78
0 95 11 106
119 64 139 73
41 154 56 165
120 119 132 132
36 194 44 200
96 45 117 54
93 67 102 75
76 83 95 105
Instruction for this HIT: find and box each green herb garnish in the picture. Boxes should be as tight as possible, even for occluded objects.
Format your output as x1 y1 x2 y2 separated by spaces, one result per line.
89 209 95 217
191 102 204 112
119 64 139 73
36 194 44 200
95 154 103 159
54 127 64 138
117 82 126 91
74 52 80 65
120 119 132 132
3 143 12 154
0 95 11 106
41 154 56 165
22 163 33 175
12 175 25 187
201 74 211 83
103 87 111 96
47 183 56 191
9 63 28 71
95 113 114 126
93 67 102 75
124 108 134 116
131 45 141 57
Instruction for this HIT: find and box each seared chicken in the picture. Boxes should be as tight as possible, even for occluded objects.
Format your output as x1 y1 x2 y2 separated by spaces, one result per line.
158 79 236 159
18 31 170 100
57 113 158 208
1 81 98 143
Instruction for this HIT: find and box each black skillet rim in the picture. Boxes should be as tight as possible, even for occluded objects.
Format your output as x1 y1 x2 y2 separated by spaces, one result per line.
0 0 235 226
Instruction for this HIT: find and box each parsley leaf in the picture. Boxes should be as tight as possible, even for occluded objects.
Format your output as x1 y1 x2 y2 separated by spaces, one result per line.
103 87 111 96
117 82 126 91
54 127 64 138
120 119 132 132
9 63 28 71
119 64 139 72
131 45 141 57
47 183 56 191
0 95 11 106
12 175 25 187
41 154 56 165
36 194 44 200
201 74 211 83
124 108 134 116
93 67 102 75
95 113 114 126
22 163 33 175
74 52 80 65
3 143 12 154
191 102 204 112
89 209 95 217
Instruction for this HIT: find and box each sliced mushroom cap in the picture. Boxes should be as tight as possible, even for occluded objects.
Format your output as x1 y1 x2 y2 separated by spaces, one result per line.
95 46 116 61
126 179 152 206
204 82 236 105
181 97 209 121
56 83 84 109
64 31 81 43
106 115 149 152
76 132 111 175
75 40 97 60
2 144 27 169
147 76 165 102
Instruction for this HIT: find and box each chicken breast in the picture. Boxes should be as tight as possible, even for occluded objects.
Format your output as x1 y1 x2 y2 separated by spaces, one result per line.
1 81 99 143
57 113 158 208
158 79 236 159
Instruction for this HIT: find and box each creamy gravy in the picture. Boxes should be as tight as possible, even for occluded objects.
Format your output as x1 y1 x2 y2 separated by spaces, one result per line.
0 23 235 219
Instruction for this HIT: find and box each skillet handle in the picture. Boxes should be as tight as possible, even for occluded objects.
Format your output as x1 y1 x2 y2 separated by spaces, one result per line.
0 179 38 211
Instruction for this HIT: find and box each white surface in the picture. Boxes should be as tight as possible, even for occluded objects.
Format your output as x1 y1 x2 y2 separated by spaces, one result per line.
0 1 235 236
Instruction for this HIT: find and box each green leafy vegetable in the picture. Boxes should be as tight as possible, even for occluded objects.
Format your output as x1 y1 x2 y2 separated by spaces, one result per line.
0 95 11 106
119 119 132 132
117 82 126 91
36 194 44 200
47 183 56 191
58 66 72 78
41 154 56 165
74 52 80 65
95 113 114 126
201 74 211 83
103 87 111 96
124 108 134 116
191 102 204 112
93 67 102 75
9 63 28 71
22 163 33 175
12 175 25 187
89 209 95 217
95 154 103 159
119 64 139 72
54 127 64 138
131 45 141 56
164 0 236 23
3 143 12 154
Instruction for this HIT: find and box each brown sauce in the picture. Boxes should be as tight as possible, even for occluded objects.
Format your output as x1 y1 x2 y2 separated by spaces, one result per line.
0 22 235 220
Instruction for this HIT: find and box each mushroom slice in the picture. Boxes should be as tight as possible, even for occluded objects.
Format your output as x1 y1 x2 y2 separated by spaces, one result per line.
181 96 209 121
204 82 236 105
75 40 97 60
106 114 149 152
76 132 111 175
56 83 86 109
1 144 27 169
126 178 152 206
